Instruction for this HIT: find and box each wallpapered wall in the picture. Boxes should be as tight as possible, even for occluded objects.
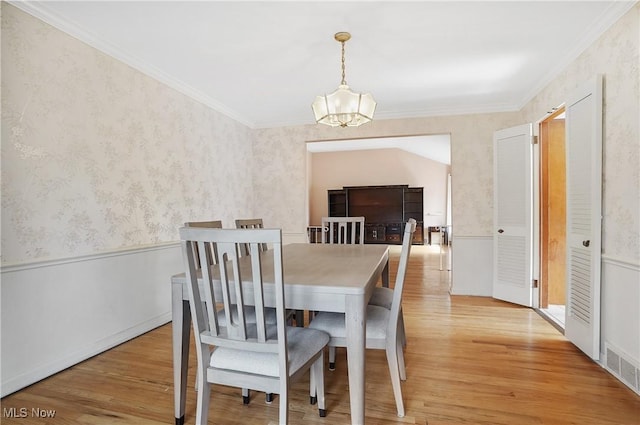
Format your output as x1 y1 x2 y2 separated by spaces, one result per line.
2 4 254 265
3 3 638 266
253 112 522 239
521 3 639 262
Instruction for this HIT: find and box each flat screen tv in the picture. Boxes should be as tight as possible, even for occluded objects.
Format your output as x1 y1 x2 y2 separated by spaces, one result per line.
348 187 404 223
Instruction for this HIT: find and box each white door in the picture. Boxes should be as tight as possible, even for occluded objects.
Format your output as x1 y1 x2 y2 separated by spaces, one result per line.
564 76 603 360
493 123 534 306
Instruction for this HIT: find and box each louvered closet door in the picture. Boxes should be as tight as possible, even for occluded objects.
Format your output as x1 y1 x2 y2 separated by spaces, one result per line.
492 123 534 307
565 76 603 360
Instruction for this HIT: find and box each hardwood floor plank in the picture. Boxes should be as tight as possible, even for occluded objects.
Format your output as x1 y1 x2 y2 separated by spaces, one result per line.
2 245 638 424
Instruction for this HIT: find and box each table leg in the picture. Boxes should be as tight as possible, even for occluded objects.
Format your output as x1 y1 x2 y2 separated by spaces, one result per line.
345 294 366 425
172 283 191 425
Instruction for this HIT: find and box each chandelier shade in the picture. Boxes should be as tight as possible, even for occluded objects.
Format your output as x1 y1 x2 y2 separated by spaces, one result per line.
312 32 376 127
312 85 376 127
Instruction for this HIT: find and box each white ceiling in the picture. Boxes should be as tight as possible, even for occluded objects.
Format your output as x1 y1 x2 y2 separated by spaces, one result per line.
12 1 636 129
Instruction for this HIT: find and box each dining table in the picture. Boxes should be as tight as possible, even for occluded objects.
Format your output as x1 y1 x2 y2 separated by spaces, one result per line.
171 242 390 425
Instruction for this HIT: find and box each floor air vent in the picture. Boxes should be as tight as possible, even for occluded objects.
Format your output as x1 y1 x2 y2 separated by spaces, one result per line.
605 342 639 395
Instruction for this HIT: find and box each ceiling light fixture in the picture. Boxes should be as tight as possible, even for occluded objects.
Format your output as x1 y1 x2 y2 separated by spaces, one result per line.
312 32 376 127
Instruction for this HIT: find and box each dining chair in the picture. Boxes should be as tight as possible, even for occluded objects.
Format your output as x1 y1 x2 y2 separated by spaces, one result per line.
309 218 416 418
321 216 365 244
179 226 329 424
185 220 276 404
235 218 267 255
369 285 408 351
236 218 304 330
186 220 277 327
185 220 222 269
318 216 364 367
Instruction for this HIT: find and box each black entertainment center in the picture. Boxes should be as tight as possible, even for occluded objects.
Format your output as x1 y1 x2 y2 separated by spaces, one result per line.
328 185 424 244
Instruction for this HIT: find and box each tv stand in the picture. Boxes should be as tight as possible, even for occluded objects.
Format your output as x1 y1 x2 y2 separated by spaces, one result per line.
327 185 424 245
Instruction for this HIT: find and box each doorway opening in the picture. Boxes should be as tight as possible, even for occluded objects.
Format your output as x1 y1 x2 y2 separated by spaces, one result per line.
305 134 451 247
539 107 566 330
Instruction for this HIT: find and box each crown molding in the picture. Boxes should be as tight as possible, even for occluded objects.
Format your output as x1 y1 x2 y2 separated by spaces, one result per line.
8 1 256 128
252 102 521 129
9 1 637 130
517 1 638 110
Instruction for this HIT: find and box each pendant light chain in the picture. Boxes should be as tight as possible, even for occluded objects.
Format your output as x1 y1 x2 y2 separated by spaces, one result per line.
341 40 347 85
311 31 376 127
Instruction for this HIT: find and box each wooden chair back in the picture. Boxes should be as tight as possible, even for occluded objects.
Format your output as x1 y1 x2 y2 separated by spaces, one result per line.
179 226 328 423
180 226 286 347
388 219 416 334
235 218 267 255
185 220 223 268
321 216 365 244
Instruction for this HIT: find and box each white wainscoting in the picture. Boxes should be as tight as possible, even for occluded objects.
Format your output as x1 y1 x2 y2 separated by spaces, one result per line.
0 243 183 397
450 236 493 296
601 255 640 394
3 237 635 396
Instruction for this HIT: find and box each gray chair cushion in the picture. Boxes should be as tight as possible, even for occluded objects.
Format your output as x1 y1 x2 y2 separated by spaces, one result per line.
309 305 390 340
210 327 330 377
369 287 394 310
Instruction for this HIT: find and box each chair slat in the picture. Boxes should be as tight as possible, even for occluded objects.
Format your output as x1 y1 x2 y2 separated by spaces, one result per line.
248 242 268 343
198 240 221 336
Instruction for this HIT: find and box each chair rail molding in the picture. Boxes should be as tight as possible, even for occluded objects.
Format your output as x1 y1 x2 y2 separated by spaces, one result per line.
1 241 180 273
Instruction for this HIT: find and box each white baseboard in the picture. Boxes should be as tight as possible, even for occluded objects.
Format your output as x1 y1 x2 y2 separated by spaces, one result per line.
1 313 171 397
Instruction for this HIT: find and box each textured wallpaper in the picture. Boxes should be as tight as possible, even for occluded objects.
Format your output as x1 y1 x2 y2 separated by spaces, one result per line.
252 112 522 239
3 2 638 266
1 5 253 265
521 4 639 262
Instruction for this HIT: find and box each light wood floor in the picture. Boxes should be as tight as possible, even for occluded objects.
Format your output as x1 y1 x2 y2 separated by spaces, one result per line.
2 245 639 424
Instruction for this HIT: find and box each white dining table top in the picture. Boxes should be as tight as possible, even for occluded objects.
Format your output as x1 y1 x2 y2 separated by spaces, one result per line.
172 242 389 296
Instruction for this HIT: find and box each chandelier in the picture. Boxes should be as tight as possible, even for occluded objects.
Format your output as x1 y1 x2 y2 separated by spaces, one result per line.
312 32 376 127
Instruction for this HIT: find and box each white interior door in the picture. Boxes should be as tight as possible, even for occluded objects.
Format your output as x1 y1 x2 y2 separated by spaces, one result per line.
564 76 603 360
493 123 534 307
